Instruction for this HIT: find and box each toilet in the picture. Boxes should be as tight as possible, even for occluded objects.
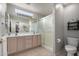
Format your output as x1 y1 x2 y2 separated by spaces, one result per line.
65 37 78 56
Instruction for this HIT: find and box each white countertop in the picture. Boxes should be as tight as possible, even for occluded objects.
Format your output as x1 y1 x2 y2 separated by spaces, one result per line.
1 33 40 39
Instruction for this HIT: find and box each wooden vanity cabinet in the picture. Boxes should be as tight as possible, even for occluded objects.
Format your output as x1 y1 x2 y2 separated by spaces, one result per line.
32 35 38 48
37 35 41 46
17 36 32 51
17 36 25 51
23 37 28 50
7 35 41 55
24 36 32 49
7 37 17 54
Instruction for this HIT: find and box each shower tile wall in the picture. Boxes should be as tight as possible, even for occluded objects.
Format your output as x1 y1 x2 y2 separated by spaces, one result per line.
38 14 55 52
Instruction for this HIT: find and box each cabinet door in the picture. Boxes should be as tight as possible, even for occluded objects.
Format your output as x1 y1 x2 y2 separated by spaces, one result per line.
17 37 25 51
24 38 28 49
7 37 17 54
37 35 41 46
25 36 32 49
32 35 38 48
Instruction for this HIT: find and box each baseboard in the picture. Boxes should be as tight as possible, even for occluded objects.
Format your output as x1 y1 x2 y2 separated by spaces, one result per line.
42 45 53 51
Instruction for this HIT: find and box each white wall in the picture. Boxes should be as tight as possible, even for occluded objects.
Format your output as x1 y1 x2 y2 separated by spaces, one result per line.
64 4 79 38
0 3 7 36
0 3 7 56
55 4 64 54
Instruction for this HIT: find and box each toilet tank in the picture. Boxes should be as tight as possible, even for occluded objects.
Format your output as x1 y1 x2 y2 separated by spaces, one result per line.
67 37 78 47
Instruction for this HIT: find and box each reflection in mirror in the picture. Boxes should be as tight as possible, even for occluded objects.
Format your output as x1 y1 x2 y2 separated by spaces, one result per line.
5 13 39 35
15 22 19 35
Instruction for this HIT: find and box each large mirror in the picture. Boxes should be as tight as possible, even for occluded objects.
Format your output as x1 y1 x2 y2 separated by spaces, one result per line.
5 13 39 35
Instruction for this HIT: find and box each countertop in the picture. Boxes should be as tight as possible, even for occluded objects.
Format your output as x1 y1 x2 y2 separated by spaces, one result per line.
1 33 40 39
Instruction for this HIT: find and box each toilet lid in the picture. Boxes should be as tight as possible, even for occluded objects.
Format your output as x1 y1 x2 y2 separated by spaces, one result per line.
65 45 77 51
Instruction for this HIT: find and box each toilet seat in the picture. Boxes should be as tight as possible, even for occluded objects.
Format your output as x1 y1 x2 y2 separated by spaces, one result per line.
65 45 77 51
65 37 78 56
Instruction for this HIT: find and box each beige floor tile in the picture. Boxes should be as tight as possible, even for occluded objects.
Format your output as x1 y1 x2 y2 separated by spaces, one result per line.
10 47 51 56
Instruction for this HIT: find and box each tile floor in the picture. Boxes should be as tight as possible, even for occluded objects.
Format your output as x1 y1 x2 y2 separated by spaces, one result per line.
56 48 66 56
9 47 66 56
10 47 52 56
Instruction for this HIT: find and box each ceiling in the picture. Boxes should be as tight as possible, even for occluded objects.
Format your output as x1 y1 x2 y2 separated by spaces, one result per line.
12 3 54 16
27 3 54 16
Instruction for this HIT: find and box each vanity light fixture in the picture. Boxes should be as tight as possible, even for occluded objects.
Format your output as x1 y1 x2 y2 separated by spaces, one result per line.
15 8 33 17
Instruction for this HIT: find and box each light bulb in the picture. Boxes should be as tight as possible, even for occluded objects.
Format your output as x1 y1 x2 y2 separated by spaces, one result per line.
56 4 63 9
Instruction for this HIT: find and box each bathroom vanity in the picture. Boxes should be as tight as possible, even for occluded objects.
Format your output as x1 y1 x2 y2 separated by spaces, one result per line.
2 34 41 56
0 5 41 56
